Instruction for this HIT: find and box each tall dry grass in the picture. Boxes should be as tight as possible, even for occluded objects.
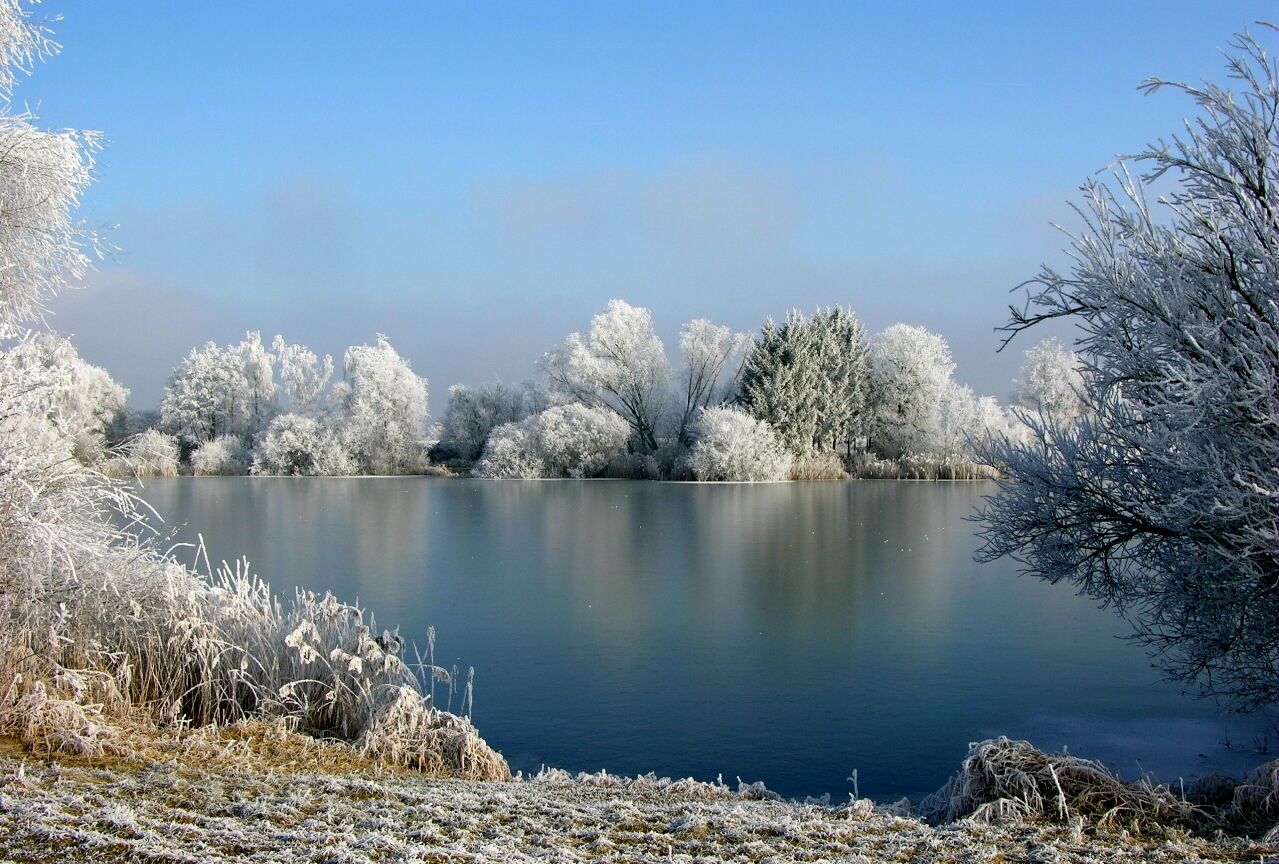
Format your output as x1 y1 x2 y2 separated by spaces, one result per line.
0 372 507 778
787 451 848 480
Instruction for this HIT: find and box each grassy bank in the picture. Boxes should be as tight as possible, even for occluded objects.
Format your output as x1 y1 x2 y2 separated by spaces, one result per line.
0 721 1271 863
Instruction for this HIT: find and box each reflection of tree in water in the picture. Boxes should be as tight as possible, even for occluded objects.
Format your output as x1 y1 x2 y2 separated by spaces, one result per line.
146 478 433 624
689 482 960 632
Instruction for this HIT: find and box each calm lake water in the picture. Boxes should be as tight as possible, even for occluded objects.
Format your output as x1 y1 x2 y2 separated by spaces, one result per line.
132 477 1276 801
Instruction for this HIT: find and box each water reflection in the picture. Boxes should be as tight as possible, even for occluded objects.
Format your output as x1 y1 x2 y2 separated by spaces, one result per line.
133 477 1276 801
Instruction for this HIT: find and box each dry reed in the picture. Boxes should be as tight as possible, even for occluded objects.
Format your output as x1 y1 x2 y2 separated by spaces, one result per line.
844 450 992 480
787 451 848 480
917 737 1200 831
0 393 508 781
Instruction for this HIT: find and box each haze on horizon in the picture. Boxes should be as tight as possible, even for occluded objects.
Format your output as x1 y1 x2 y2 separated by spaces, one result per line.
21 0 1276 408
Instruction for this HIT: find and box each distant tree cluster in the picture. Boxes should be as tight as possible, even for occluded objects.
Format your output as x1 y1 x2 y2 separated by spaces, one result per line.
427 300 1082 482
88 300 1084 483
153 333 429 476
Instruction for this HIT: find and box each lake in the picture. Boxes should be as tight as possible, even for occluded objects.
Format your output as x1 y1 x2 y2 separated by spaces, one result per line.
131 476 1276 802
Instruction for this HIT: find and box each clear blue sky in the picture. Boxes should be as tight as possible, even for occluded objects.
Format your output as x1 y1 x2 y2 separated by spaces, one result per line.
23 0 1278 407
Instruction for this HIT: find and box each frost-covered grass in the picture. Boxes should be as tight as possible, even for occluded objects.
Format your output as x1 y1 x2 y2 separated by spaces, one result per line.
0 726 1271 863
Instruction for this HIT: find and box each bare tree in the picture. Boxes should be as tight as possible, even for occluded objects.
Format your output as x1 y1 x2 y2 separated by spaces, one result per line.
978 30 1279 709
675 318 747 445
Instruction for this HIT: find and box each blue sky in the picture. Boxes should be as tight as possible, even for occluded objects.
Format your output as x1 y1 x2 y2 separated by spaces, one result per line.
22 0 1278 407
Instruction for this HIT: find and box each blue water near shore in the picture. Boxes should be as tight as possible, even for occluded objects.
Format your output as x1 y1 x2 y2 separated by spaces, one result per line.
132 477 1277 802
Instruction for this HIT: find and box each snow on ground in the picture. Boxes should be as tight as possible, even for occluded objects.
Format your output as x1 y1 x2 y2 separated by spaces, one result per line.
0 725 1271 863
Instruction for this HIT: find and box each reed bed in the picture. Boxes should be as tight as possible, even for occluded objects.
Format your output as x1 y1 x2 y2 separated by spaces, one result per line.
787 451 849 480
845 450 993 480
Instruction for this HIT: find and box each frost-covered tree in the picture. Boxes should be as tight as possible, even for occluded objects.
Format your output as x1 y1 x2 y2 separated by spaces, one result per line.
475 403 628 479
675 319 747 445
433 381 531 463
0 44 97 334
736 307 868 457
541 299 671 451
237 331 278 441
6 332 126 442
1013 337 1086 421
273 335 333 416
688 407 791 482
933 381 1009 456
160 332 280 452
865 324 955 458
978 31 1279 708
334 335 429 475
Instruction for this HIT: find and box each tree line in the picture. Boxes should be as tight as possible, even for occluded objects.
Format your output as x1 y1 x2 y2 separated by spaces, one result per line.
43 302 1086 481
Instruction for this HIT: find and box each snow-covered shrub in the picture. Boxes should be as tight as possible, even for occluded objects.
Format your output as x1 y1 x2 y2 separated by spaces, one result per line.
475 404 629 479
689 407 792 481
191 435 250 476
531 403 629 478
253 413 353 476
6 332 127 445
475 419 543 478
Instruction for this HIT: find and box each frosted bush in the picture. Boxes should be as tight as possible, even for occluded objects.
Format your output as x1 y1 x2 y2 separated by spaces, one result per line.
866 324 955 458
6 332 127 444
253 413 354 476
335 335 429 475
475 419 543 478
531 403 629 478
476 404 628 479
689 407 792 481
191 435 250 476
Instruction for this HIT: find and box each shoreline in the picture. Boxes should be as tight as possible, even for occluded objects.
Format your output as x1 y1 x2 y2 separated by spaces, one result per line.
0 723 1274 863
